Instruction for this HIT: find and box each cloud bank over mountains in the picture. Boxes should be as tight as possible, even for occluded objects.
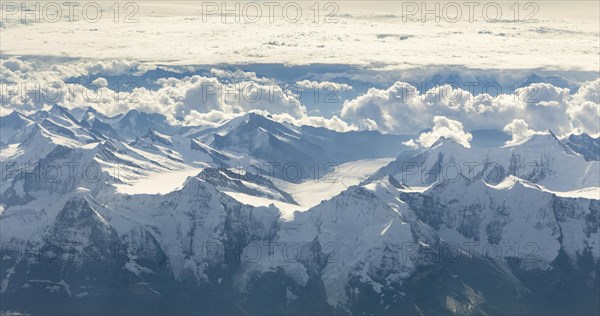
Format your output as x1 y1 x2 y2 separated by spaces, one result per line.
1 2 598 143
340 80 600 137
1 57 598 146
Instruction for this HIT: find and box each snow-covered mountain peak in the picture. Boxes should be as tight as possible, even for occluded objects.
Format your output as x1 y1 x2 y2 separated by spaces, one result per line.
205 112 299 144
503 130 575 154
144 129 173 146
78 106 111 126
115 109 178 139
28 105 99 144
564 132 600 161
19 122 77 148
0 109 32 126
48 104 76 118
368 125 598 192
0 110 35 144
488 174 544 192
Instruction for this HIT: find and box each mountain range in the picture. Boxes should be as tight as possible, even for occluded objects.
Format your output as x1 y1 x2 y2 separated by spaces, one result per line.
0 105 598 315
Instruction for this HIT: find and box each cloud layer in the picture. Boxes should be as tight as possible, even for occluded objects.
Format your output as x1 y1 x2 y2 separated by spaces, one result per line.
413 116 473 148
0 57 355 132
1 57 598 138
341 80 600 137
1 2 598 71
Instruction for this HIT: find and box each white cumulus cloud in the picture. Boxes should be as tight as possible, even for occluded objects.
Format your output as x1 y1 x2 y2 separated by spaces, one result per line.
341 80 598 136
415 116 473 148
503 119 539 145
